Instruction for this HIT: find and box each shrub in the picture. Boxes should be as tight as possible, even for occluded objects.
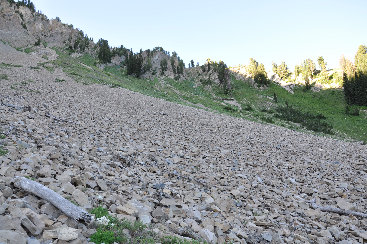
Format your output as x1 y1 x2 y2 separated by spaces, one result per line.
160 59 168 75
345 105 360 116
34 37 41 46
90 229 122 244
275 105 333 134
254 73 269 86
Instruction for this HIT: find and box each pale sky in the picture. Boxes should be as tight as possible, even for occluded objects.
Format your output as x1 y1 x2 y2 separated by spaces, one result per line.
32 0 367 71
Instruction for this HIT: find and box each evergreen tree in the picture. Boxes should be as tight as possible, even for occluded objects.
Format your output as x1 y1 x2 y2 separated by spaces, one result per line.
160 59 168 75
343 46 367 106
190 60 195 68
355 45 367 73
126 52 143 77
97 39 111 63
217 61 231 94
246 58 269 85
317 56 327 72
273 62 290 80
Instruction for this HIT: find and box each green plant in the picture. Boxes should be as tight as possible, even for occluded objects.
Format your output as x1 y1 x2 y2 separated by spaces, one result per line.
126 52 143 77
91 206 109 218
35 37 41 46
246 58 269 86
24 47 32 54
0 148 7 156
90 229 123 244
55 78 65 82
345 105 360 116
272 61 291 80
275 105 333 134
97 38 112 63
0 74 8 80
160 59 168 75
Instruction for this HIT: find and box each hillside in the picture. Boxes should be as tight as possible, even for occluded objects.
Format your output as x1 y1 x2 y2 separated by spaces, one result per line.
1 1 367 244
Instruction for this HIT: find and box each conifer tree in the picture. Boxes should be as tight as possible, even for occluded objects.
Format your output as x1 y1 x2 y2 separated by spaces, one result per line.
97 39 111 63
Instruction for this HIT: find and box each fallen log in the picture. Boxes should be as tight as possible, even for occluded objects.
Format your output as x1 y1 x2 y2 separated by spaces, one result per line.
310 199 367 218
14 177 92 223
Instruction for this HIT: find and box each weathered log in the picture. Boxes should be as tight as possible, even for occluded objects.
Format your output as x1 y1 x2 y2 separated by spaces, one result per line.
14 177 92 223
310 199 367 218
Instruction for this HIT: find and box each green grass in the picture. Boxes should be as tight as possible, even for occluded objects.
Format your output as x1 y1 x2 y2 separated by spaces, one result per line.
89 207 201 244
51 48 367 143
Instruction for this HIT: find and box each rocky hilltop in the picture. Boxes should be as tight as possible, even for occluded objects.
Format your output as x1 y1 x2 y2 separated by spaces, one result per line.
0 1 367 244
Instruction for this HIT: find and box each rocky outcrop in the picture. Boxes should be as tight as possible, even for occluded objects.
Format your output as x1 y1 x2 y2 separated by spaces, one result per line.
0 0 89 49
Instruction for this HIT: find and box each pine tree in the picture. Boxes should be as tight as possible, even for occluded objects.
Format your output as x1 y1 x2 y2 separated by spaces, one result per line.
355 45 367 73
317 56 327 72
97 39 111 63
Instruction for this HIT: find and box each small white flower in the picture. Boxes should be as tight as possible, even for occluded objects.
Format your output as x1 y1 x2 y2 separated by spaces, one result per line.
96 216 110 226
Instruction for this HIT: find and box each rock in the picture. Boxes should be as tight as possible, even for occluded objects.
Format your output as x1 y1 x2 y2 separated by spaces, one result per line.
21 209 45 236
62 182 76 194
336 198 354 210
0 230 27 244
232 227 248 239
0 215 22 231
138 213 152 225
27 237 41 244
354 230 367 240
57 226 79 241
199 228 217 243
262 231 273 242
72 189 90 208
152 207 168 220
40 202 61 219
116 204 138 216
2 186 13 198
329 226 343 241
42 229 58 240
96 179 108 191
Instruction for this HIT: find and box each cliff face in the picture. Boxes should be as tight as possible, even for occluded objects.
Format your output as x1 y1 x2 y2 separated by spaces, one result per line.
0 0 82 48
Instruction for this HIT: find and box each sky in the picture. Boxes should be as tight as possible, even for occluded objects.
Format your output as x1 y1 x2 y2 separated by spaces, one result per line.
31 0 367 72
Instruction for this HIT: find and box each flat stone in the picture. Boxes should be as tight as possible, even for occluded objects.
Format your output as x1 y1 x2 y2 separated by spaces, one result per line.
0 230 27 244
96 179 108 191
72 189 90 208
57 226 79 241
262 231 273 242
62 182 76 194
42 229 58 240
116 204 138 216
199 228 217 243
27 237 41 244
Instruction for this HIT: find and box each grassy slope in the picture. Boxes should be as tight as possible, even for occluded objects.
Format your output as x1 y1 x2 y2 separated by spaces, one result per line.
49 49 367 143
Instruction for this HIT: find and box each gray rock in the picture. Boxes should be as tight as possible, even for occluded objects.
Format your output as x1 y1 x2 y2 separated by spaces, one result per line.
0 230 27 244
27 237 41 244
199 228 217 243
21 209 45 236
72 189 90 208
262 231 273 242
2 186 13 198
57 226 79 241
